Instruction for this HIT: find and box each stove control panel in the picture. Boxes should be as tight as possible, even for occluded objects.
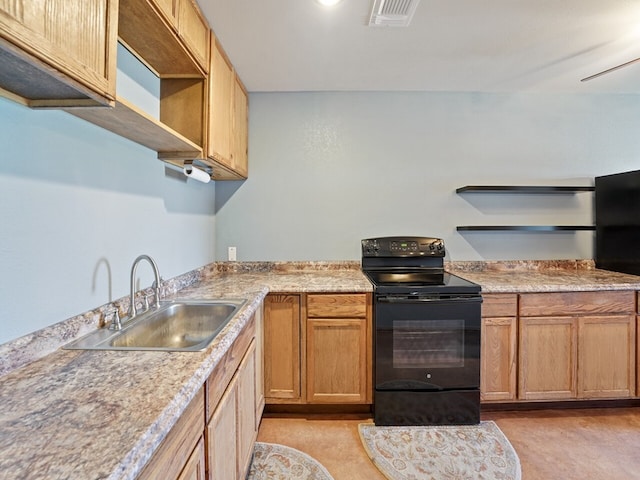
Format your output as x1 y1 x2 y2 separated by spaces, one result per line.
362 236 445 257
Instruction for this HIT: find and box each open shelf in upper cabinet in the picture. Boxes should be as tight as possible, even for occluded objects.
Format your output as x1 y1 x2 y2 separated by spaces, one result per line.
64 0 208 162
456 184 595 232
67 96 202 157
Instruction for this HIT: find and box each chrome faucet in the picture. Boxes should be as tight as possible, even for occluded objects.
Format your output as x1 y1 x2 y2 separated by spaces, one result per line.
128 254 162 321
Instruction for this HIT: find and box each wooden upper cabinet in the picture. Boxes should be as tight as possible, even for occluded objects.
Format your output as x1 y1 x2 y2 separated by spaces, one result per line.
118 0 205 77
145 0 208 71
0 0 118 107
208 36 234 163
177 0 209 72
153 0 176 22
232 76 249 178
206 34 249 179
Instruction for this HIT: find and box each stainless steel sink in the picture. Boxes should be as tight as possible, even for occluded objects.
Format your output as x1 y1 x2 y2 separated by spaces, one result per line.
63 299 246 352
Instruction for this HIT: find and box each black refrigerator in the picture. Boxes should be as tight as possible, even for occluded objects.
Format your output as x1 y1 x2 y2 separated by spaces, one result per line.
595 169 640 275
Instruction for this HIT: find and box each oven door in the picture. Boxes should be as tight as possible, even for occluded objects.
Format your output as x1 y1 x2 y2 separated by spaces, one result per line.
374 293 482 391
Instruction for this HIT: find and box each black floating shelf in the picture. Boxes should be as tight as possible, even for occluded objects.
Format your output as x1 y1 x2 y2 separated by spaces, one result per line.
456 185 595 194
457 225 596 232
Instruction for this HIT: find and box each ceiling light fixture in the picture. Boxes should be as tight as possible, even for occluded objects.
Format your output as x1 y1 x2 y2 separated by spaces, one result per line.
316 0 342 6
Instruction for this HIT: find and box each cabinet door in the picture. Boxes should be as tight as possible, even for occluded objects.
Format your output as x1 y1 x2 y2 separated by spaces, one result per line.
153 0 176 23
481 317 517 401
578 315 636 399
306 318 368 403
519 316 577 400
177 436 206 480
232 75 249 178
177 0 210 71
0 0 117 105
207 36 234 166
236 340 257 478
254 305 265 427
207 378 238 480
264 294 302 402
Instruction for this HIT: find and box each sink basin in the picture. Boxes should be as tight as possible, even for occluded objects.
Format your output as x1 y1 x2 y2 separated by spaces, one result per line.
64 299 246 352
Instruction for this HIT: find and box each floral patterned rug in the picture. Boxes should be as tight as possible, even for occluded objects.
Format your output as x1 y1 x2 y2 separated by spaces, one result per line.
246 442 335 480
358 421 521 480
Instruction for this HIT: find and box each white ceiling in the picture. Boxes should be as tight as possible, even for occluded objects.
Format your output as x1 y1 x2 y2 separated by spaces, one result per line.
198 0 640 93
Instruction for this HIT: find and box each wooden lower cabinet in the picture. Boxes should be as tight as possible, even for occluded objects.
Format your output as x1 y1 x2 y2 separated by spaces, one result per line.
481 316 517 401
134 307 263 480
207 339 257 479
206 323 260 480
236 340 258 477
264 294 302 402
207 376 238 480
138 388 205 480
519 316 577 400
480 294 518 402
306 293 370 404
518 291 636 401
264 292 372 406
306 318 368 403
578 315 635 398
178 436 206 480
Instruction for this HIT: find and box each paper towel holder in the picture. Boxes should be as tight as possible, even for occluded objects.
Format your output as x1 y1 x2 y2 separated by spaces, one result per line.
183 160 212 184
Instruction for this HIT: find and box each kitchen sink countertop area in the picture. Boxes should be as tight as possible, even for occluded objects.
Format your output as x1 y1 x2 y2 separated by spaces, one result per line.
0 262 371 480
2 260 640 479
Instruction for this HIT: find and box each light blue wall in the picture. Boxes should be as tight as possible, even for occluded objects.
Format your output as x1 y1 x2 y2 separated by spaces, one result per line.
215 91 640 261
0 47 216 345
5 83 640 343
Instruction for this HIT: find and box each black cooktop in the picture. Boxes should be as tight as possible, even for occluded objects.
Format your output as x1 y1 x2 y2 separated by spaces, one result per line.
363 270 481 295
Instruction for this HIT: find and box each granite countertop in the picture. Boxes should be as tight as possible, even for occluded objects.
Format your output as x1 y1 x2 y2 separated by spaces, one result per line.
0 266 371 480
3 260 640 479
447 260 640 293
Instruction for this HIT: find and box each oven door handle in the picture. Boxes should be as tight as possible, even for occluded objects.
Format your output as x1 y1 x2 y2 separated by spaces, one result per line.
377 295 482 304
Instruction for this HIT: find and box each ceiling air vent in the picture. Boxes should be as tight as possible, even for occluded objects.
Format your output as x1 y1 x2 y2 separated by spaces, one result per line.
368 0 421 27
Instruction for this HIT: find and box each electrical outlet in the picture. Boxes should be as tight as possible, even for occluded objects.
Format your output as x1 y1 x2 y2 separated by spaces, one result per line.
228 246 237 261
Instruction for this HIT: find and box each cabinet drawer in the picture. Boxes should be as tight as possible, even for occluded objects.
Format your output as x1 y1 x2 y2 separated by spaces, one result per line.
482 294 517 317
307 294 368 318
519 291 635 317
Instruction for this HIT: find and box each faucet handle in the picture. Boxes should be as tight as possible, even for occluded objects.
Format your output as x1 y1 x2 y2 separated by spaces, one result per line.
106 307 122 331
152 278 163 306
143 292 153 311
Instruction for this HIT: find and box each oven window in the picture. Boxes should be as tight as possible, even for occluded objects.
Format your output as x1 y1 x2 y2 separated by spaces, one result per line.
392 319 465 368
